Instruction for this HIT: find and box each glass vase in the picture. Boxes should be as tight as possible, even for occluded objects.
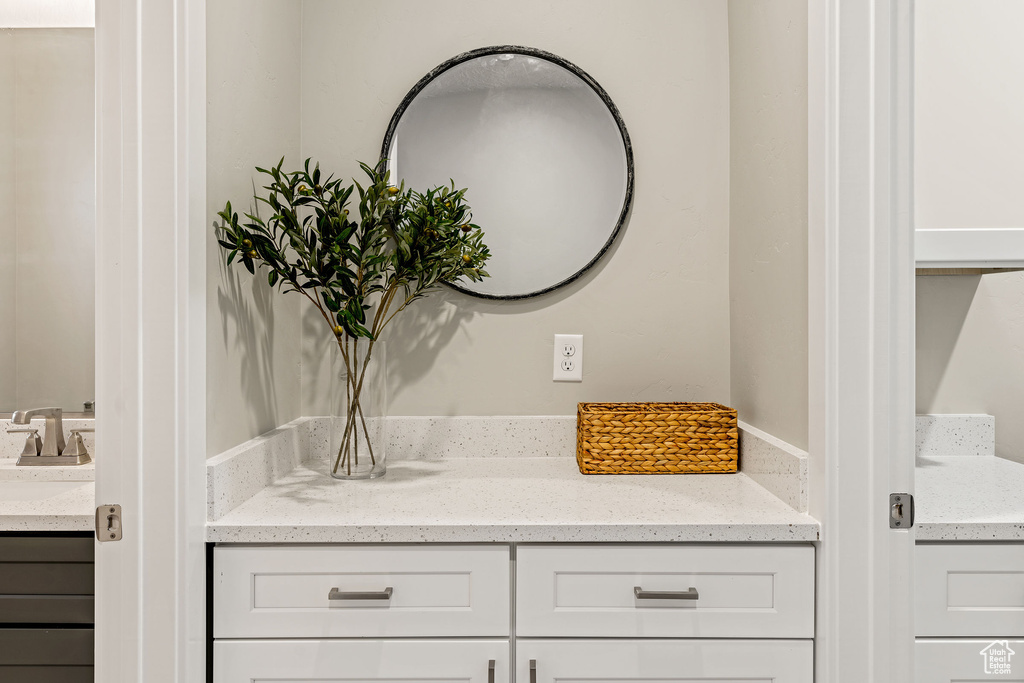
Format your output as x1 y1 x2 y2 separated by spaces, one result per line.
330 338 386 479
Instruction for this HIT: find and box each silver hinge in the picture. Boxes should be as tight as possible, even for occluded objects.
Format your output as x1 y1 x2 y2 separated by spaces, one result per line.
889 493 914 529
96 504 123 542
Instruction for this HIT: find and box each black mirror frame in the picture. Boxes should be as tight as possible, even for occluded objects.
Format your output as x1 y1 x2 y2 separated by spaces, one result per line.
380 45 635 301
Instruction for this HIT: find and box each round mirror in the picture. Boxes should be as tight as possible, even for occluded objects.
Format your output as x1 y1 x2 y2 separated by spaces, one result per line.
382 46 634 299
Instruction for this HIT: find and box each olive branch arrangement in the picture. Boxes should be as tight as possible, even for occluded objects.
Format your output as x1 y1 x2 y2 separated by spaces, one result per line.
215 159 490 475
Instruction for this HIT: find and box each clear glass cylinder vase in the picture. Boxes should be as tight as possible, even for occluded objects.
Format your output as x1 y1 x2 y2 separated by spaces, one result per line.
330 338 386 479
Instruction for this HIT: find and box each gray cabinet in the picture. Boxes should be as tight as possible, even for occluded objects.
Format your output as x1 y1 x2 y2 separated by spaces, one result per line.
0 533 95 683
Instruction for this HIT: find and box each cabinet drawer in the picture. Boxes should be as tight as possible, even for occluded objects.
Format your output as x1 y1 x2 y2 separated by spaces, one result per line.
0 537 93 563
213 544 510 638
0 563 94 595
516 544 814 638
517 639 813 683
916 639 1024 682
916 543 1024 636
0 596 94 624
0 628 94 666
214 639 509 683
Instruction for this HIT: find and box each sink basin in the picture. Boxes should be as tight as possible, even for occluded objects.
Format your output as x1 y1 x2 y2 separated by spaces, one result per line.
0 481 89 502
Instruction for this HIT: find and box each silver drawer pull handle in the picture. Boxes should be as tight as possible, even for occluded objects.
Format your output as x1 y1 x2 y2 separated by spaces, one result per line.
328 586 394 601
634 586 699 600
530 659 536 683
488 659 495 683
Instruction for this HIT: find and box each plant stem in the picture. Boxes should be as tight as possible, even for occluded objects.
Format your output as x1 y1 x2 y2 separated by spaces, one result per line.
332 337 379 475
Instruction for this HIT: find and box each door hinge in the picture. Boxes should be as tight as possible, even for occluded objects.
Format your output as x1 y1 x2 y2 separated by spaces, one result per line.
96 504 123 542
889 493 914 529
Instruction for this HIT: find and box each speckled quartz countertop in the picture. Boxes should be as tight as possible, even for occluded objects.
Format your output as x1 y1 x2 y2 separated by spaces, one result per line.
0 460 95 531
0 479 95 531
206 457 819 544
916 455 1024 541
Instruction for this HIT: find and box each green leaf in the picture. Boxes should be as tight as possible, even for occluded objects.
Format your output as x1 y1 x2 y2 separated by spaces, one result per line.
214 158 492 343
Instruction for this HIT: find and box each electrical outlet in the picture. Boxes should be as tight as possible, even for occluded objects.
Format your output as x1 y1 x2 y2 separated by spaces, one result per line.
554 334 583 382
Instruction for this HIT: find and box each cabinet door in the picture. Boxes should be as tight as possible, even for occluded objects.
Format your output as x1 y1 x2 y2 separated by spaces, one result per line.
516 639 812 683
215 639 509 683
916 544 1024 636
215 544 510 638
917 639 1024 682
517 544 814 638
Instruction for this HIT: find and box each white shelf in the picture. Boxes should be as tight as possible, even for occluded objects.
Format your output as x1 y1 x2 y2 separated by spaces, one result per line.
916 228 1024 269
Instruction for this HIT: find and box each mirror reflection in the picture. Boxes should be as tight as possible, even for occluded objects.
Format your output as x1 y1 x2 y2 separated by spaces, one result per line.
0 27 95 413
383 46 633 299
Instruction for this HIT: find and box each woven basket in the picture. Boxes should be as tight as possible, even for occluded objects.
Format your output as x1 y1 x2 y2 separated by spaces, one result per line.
576 402 738 474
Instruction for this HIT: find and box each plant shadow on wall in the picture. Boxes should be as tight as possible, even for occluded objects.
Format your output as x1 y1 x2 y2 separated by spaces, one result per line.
304 285 476 412
215 158 491 478
216 243 282 439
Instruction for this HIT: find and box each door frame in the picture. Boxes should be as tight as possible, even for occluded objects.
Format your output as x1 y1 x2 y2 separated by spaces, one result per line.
94 0 206 681
94 0 914 680
809 0 916 680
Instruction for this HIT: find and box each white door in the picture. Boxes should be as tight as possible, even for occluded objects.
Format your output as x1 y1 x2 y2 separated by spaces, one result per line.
215 640 509 683
516 640 813 683
94 0 207 681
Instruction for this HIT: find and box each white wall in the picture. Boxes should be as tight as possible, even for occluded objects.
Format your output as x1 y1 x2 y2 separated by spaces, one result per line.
0 1 94 28
0 31 15 411
0 28 94 412
206 0 303 456
914 1 1024 465
298 0 732 417
727 0 809 450
915 0 1024 229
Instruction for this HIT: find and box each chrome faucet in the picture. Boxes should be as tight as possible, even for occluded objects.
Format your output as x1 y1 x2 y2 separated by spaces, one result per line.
12 408 66 457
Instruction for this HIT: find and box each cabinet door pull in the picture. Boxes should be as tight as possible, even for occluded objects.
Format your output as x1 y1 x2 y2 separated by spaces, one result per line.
529 659 537 683
488 659 495 683
327 586 394 601
634 586 699 600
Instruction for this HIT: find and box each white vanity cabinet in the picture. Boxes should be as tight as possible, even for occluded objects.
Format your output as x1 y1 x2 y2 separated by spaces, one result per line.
215 639 510 683
915 543 1024 682
213 544 512 683
212 543 815 683
213 545 511 638
516 544 814 638
517 640 813 683
515 544 814 683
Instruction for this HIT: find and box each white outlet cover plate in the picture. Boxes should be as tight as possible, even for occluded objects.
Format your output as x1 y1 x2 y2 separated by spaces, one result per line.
554 334 583 382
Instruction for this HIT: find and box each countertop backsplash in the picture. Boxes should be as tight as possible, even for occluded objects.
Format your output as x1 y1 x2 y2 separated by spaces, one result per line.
916 414 994 457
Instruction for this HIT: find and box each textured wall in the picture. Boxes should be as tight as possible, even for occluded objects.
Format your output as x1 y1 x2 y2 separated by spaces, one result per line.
206 0 303 456
298 0 732 418
0 28 94 413
727 0 809 449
